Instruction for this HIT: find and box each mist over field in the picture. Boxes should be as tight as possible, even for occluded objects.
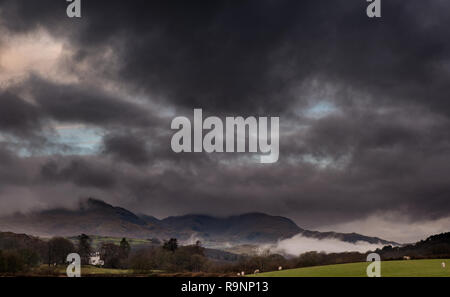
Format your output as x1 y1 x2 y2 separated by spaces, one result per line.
262 234 385 256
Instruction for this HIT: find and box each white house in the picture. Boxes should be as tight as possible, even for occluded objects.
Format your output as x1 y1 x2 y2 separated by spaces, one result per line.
89 252 105 266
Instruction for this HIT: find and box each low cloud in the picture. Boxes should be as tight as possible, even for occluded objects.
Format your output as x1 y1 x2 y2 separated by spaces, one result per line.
262 234 385 257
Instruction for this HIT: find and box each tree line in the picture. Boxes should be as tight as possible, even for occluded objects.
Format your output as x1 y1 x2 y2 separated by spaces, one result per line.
1 231 450 275
0 232 131 274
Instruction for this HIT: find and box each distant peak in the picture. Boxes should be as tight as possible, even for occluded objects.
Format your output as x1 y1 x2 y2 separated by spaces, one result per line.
79 197 113 210
236 212 272 217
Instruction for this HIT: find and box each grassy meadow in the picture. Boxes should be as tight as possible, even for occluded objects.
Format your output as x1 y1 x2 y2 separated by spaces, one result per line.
249 259 450 277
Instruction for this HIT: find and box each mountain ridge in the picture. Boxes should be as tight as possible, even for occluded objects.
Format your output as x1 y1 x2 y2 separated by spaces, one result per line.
0 198 398 246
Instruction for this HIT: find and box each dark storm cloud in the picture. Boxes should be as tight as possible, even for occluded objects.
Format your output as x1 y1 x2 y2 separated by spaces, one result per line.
0 91 42 137
0 145 33 187
27 76 156 128
40 157 116 189
0 0 68 33
0 75 159 140
295 107 449 159
0 0 450 230
102 133 151 166
2 1 450 114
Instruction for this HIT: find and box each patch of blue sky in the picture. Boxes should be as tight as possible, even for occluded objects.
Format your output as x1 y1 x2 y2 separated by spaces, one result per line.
301 154 333 169
3 125 104 157
283 152 352 170
298 153 351 170
49 124 104 155
304 101 338 119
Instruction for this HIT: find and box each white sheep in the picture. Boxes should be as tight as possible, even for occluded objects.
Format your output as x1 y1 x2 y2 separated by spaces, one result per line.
278 266 283 271
442 262 446 268
254 269 260 274
241 271 245 276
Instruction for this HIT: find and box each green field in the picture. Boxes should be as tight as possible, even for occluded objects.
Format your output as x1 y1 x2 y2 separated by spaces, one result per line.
249 259 450 277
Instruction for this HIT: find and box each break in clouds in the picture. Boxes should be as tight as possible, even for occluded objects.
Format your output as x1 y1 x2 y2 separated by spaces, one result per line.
0 0 449 242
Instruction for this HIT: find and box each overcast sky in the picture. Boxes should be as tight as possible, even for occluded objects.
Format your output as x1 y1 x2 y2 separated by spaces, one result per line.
0 0 449 242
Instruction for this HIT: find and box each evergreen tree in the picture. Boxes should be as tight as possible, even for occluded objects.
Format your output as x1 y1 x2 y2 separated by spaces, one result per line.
120 238 131 258
77 234 92 265
163 238 178 252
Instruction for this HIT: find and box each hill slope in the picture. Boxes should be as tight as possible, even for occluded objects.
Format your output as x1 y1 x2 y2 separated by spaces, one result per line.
0 198 397 246
161 212 302 243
